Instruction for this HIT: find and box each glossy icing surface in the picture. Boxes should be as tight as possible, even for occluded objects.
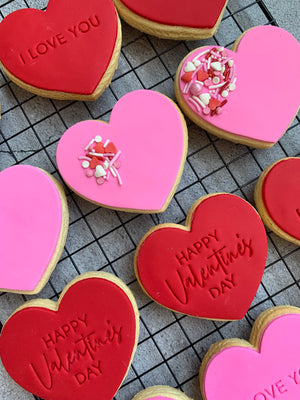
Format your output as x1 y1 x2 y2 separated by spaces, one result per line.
0 276 138 400
0 165 62 292
136 194 267 320
178 26 300 144
262 158 300 240
120 0 227 28
56 90 186 212
203 314 300 399
0 0 118 94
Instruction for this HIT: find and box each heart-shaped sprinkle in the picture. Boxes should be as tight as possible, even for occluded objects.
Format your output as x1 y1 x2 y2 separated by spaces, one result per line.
184 61 196 72
200 93 211 105
197 70 209 81
181 71 193 82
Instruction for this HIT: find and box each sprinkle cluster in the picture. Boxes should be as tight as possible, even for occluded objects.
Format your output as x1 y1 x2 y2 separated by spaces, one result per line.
181 47 236 116
79 135 122 185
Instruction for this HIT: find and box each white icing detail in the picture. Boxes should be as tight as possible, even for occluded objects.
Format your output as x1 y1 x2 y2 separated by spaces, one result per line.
213 77 220 84
184 61 196 72
103 139 110 148
193 96 206 109
95 135 102 143
192 48 209 63
194 60 201 67
228 59 234 67
82 161 89 169
211 61 222 71
229 83 236 91
221 90 229 98
200 93 211 105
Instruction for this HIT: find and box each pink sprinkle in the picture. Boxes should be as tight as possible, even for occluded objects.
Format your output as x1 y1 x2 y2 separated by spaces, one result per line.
216 107 223 115
204 79 210 87
112 167 123 186
190 82 202 96
78 156 92 161
203 107 210 115
97 177 105 185
114 160 121 169
86 170 94 177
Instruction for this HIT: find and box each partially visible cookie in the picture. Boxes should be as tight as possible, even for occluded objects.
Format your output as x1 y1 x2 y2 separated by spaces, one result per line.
0 272 139 400
0 165 69 294
175 26 300 148
0 0 121 100
200 306 300 400
254 157 300 246
113 0 228 40
132 386 192 400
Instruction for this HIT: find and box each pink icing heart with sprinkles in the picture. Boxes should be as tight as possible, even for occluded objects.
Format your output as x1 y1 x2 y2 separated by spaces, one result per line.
56 90 188 213
175 26 300 148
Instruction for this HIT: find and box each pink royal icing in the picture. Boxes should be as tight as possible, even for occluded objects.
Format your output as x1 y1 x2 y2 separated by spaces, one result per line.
203 313 300 399
178 26 300 144
0 165 63 292
56 90 186 212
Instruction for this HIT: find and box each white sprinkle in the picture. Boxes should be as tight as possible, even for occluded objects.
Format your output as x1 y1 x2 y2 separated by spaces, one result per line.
84 139 95 151
192 48 210 63
95 135 102 143
218 46 224 52
194 60 201 67
103 139 110 148
221 90 229 98
229 83 236 91
211 61 222 71
109 166 117 178
192 96 206 109
200 93 211 105
95 165 106 178
213 77 220 84
82 161 89 169
228 59 234 67
209 82 226 89
184 61 196 72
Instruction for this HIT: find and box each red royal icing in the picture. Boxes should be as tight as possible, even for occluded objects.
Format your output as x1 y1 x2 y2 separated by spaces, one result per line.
119 0 227 29
0 0 118 95
136 194 267 320
0 275 138 400
262 158 300 240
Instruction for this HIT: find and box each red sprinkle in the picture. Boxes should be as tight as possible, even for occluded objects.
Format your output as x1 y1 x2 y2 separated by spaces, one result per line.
209 98 221 111
221 99 228 107
197 70 209 81
94 142 105 153
89 157 101 169
105 142 117 154
181 72 193 83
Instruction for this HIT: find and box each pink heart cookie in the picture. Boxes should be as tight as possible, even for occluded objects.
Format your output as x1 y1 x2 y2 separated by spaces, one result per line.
56 90 188 213
175 26 300 148
200 306 300 400
0 165 69 294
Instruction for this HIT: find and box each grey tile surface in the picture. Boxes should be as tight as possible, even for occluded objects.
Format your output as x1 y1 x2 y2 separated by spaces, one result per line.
0 1 299 400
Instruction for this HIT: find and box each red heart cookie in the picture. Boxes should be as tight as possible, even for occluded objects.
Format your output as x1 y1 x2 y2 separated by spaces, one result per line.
0 272 139 400
175 26 300 148
254 157 300 246
135 193 268 320
0 0 121 100
113 0 228 40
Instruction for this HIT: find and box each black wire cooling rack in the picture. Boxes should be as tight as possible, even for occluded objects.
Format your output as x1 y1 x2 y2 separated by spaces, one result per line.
0 0 299 399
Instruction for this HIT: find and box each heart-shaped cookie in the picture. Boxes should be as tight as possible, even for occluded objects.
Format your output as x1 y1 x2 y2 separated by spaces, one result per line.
56 90 188 213
200 306 300 400
135 193 267 320
255 157 300 246
0 0 121 100
175 26 300 148
0 272 139 400
113 0 228 39
0 165 68 294
132 386 191 400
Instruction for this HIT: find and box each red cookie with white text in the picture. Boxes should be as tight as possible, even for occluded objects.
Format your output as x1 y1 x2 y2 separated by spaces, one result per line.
135 193 268 320
0 0 121 100
254 157 300 246
113 0 228 40
0 272 139 400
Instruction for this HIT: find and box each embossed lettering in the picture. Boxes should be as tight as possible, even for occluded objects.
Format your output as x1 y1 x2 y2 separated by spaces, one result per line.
166 233 253 304
288 370 300 384
253 381 288 399
297 209 300 218
19 15 99 64
31 320 122 390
